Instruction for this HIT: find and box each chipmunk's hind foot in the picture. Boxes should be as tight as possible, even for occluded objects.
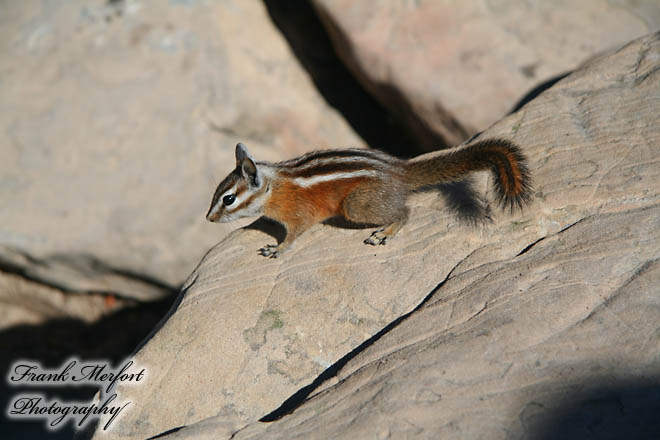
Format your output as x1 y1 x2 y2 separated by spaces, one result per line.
364 229 388 246
363 215 407 247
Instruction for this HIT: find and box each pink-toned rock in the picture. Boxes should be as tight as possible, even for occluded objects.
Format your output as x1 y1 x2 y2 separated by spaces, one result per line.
312 0 660 149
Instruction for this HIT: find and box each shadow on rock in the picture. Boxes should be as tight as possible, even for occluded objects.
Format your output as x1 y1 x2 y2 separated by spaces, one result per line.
524 380 660 440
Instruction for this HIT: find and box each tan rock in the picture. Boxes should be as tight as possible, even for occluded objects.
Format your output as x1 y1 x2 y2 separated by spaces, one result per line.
312 0 660 149
0 0 364 300
128 31 660 440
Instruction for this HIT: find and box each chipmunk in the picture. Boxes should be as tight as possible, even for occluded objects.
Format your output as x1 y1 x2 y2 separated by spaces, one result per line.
206 139 532 258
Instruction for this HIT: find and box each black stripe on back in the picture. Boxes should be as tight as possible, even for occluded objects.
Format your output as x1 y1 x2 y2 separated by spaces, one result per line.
279 160 384 178
276 149 394 168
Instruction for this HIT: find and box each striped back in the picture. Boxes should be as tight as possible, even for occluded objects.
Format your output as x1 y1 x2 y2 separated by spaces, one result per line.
273 148 403 187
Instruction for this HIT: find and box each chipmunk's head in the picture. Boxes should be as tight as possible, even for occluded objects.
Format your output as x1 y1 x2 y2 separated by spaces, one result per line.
206 143 270 223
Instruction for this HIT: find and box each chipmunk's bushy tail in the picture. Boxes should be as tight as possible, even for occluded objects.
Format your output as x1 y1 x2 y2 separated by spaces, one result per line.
405 138 533 210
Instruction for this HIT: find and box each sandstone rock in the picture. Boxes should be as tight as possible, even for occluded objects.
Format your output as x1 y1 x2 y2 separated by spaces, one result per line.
0 0 365 300
122 31 660 440
312 0 660 149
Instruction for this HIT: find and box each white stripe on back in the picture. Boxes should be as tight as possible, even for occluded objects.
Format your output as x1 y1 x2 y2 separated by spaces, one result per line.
291 170 379 187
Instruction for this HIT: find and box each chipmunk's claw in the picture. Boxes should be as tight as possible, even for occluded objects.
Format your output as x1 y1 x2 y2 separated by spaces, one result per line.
258 244 279 258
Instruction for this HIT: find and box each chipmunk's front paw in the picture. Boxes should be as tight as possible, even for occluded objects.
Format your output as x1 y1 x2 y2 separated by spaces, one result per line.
364 230 388 246
258 244 280 258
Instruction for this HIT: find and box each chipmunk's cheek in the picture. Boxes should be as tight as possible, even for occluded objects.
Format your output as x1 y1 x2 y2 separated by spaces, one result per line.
217 213 236 223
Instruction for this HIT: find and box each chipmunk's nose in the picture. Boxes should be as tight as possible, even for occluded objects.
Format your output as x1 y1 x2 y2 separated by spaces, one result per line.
206 209 217 222
206 203 217 222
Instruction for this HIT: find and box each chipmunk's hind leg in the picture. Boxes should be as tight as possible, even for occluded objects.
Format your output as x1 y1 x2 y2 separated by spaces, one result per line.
342 182 410 246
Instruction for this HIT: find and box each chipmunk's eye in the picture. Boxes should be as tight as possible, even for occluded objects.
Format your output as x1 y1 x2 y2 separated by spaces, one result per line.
222 194 236 206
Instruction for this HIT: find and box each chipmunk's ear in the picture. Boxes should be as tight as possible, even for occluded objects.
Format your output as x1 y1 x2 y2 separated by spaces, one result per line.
235 142 253 166
236 143 261 187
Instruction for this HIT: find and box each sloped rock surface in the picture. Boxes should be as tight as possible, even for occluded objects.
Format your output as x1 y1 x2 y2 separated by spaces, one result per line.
0 0 364 300
312 0 660 148
149 31 660 440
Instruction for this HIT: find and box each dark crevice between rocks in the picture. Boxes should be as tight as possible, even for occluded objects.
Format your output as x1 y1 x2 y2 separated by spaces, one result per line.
308 1 471 150
266 0 575 155
258 261 461 424
517 236 546 257
147 425 185 439
262 0 496 223
262 0 438 157
509 72 571 113
557 217 588 234
516 217 589 257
